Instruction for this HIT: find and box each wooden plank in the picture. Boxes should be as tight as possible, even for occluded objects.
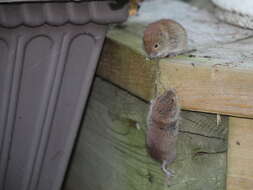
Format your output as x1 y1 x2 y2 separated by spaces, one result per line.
111 0 253 51
227 117 253 190
190 37 253 70
97 0 253 118
97 38 157 100
158 57 253 118
64 77 228 190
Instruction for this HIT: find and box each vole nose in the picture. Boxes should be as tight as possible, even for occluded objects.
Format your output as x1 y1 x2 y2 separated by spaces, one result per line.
149 52 157 59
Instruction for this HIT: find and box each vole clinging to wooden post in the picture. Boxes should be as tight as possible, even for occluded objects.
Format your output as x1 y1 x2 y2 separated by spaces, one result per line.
143 19 188 58
146 89 180 182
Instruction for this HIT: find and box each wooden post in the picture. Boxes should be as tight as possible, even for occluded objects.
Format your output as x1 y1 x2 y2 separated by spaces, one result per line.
227 117 253 189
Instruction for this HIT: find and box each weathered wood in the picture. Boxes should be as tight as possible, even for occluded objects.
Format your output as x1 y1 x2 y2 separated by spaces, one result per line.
158 57 253 118
227 117 253 190
98 38 157 100
64 77 228 190
213 0 253 30
97 0 253 118
98 37 253 118
111 0 253 50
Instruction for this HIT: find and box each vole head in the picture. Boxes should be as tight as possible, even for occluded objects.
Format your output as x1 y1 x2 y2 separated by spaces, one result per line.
150 89 179 125
143 22 169 58
143 19 187 59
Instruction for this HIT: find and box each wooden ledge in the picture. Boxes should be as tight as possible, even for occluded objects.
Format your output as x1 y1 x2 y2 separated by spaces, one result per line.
97 0 253 119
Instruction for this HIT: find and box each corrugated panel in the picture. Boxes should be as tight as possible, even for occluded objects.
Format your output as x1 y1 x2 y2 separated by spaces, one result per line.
0 23 107 190
0 1 129 27
0 2 128 189
0 1 129 189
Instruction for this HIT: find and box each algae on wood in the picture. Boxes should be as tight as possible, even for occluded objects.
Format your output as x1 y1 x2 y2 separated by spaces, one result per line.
64 77 228 190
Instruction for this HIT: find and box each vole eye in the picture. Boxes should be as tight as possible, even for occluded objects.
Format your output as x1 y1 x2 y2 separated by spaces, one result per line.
153 43 159 49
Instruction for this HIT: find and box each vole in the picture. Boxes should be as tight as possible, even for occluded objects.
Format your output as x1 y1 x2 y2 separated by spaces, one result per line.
146 89 180 181
143 19 189 58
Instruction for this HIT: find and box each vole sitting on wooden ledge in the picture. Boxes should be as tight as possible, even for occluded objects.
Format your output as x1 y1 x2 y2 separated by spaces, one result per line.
143 19 193 59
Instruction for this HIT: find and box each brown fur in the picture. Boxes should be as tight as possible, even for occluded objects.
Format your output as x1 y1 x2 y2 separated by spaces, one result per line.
146 89 180 165
143 19 188 58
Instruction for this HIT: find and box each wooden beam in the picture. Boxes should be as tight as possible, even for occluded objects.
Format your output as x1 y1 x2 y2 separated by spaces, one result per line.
158 58 253 118
97 38 253 118
97 0 253 119
97 38 157 100
64 77 227 190
227 117 253 190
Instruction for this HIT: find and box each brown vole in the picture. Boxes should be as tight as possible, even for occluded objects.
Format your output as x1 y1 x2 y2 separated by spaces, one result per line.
143 19 188 58
146 89 180 180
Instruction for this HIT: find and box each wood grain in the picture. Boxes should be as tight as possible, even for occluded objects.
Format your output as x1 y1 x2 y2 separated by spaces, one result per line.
64 77 228 190
97 0 253 119
97 38 253 118
227 117 253 190
158 58 253 118
97 38 157 101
